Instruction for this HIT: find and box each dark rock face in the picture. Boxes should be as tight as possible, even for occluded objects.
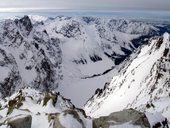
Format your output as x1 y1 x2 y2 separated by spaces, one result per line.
82 17 98 24
56 20 81 38
8 115 32 128
15 15 33 35
40 58 55 91
0 48 21 97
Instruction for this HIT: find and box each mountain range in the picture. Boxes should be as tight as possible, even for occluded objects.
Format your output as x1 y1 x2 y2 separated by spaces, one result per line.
0 15 170 128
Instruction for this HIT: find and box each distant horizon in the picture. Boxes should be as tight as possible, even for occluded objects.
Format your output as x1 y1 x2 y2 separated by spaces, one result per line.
1 8 170 13
0 9 170 22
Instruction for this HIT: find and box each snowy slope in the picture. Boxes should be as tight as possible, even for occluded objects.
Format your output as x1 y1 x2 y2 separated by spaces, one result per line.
0 15 169 107
84 33 170 120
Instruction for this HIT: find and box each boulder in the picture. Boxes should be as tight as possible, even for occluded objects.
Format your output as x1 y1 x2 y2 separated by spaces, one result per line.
93 109 150 128
93 109 169 128
7 115 32 128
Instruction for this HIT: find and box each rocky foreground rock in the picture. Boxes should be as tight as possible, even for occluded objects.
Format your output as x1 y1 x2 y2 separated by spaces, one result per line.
93 109 169 128
8 114 32 128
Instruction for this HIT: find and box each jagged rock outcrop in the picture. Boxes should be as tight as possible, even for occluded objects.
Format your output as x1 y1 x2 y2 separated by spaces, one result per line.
48 109 86 128
0 88 92 128
14 15 33 36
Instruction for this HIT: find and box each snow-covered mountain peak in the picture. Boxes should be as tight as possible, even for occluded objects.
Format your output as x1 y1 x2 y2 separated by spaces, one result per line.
84 33 170 118
14 15 33 36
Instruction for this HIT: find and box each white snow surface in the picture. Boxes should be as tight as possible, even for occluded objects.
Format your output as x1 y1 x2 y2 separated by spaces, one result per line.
109 122 141 128
145 112 165 127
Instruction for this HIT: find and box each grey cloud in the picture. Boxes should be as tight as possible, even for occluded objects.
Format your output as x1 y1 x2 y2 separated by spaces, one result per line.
0 0 170 10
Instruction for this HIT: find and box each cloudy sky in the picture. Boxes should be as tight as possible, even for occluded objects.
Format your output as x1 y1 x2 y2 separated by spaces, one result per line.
0 0 170 11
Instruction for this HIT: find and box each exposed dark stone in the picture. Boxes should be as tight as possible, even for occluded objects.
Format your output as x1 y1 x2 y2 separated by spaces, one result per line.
90 54 102 62
0 49 21 97
163 48 169 57
162 118 169 128
73 58 87 65
153 122 161 128
121 47 132 55
25 66 32 70
56 20 81 38
43 92 58 106
15 15 33 35
40 58 56 91
82 17 96 24
95 88 103 96
34 43 39 49
115 55 127 65
156 37 163 49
